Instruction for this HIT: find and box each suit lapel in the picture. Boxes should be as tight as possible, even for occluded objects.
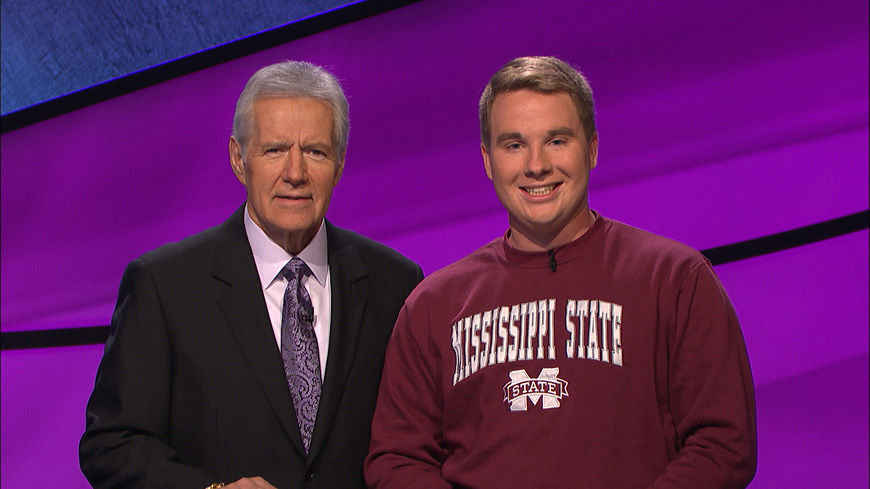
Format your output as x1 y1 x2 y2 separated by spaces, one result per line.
307 222 370 458
212 206 307 455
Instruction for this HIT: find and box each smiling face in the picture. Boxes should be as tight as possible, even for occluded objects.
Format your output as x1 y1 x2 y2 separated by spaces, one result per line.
482 89 598 252
230 97 343 254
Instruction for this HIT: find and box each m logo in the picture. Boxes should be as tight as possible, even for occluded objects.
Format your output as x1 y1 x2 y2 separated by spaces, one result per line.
503 367 569 411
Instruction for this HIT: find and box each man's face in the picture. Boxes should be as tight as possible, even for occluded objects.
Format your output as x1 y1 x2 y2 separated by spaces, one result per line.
482 89 598 250
230 97 343 254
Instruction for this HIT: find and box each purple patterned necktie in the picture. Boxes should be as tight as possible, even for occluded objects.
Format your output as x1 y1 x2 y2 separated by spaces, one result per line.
280 257 321 453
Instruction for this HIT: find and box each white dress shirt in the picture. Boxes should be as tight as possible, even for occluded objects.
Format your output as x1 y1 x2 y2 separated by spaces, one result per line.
244 206 331 379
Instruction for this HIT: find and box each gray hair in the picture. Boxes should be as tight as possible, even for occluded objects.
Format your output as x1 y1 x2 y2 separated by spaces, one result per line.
479 56 596 151
232 60 349 162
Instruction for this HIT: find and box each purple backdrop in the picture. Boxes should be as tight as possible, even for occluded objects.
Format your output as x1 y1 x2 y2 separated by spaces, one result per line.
2 0 868 486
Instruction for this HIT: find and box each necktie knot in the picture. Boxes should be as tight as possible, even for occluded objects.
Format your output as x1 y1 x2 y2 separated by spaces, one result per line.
282 257 311 282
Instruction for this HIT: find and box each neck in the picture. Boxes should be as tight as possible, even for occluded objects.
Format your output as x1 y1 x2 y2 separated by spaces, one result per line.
508 209 596 252
260 221 320 256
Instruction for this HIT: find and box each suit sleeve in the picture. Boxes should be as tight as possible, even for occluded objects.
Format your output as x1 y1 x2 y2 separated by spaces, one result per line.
365 302 453 489
651 261 757 488
79 258 215 489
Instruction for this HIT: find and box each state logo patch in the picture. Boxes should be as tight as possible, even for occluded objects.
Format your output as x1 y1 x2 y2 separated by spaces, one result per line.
503 367 569 411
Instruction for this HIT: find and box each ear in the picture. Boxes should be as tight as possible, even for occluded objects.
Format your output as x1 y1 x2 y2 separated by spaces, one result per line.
229 136 246 184
588 132 599 170
333 152 345 186
481 142 494 181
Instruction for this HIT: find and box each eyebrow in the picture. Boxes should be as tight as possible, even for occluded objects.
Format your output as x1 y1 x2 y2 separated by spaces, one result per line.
495 132 523 144
301 140 333 150
547 126 577 138
258 140 291 150
495 126 578 144
258 139 332 150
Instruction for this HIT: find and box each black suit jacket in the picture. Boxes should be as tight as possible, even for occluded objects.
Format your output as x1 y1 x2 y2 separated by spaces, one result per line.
80 206 423 489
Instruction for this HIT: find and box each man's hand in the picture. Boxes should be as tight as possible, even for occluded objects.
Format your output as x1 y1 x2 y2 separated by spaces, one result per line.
221 477 278 489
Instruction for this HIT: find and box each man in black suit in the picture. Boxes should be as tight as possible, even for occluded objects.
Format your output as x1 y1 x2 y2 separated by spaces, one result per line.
80 60 423 489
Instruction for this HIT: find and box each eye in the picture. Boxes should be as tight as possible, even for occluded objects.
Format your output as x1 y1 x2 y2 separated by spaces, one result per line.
549 138 568 147
303 148 330 162
263 147 285 158
505 142 523 152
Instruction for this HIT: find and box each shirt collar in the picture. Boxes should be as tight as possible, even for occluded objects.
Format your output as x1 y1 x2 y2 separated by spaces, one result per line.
243 205 329 289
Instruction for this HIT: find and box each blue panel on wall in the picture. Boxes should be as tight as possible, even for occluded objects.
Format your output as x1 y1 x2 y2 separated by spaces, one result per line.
0 0 352 114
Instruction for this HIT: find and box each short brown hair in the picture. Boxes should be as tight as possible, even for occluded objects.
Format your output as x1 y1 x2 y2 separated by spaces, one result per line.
479 56 596 150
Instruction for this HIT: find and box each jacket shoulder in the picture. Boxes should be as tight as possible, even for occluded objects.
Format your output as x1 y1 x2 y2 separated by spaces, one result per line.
134 213 243 276
327 223 422 276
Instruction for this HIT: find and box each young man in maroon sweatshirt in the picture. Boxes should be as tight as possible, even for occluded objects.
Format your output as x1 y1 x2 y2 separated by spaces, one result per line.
365 56 757 489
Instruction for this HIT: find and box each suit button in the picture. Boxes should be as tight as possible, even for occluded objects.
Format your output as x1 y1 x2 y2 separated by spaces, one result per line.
305 470 315 481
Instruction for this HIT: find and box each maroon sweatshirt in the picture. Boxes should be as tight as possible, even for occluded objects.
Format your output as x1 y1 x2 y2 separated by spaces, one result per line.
366 214 756 489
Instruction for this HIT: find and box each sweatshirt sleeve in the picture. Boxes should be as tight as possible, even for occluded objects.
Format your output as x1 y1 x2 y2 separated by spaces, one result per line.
365 302 453 489
651 260 757 488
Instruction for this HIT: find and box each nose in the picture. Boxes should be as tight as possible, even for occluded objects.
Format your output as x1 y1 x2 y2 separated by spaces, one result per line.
282 146 307 184
524 145 553 178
